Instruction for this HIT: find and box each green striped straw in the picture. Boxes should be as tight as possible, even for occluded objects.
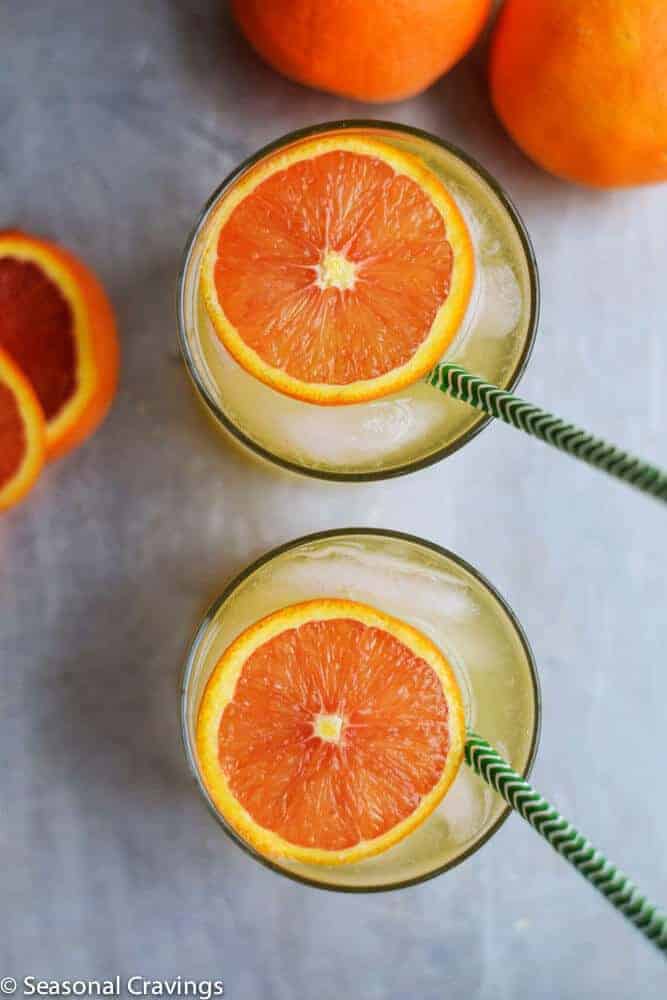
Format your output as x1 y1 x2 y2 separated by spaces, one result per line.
427 363 667 502
465 732 667 955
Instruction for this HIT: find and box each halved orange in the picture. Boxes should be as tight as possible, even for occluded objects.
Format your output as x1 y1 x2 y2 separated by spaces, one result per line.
202 136 474 404
0 231 119 460
0 348 45 512
196 599 465 865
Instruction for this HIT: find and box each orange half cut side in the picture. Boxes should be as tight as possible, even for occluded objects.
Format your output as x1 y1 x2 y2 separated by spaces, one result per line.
0 348 46 512
0 230 119 460
196 599 466 865
202 136 474 404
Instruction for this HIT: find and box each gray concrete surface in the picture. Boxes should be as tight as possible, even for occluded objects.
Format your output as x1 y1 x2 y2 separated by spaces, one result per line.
1 2 666 997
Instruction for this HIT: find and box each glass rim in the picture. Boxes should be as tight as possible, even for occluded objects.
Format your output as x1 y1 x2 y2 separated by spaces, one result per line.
180 527 542 893
176 118 541 483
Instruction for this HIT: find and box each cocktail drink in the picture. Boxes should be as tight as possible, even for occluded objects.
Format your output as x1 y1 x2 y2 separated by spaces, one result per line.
178 121 538 480
181 530 540 890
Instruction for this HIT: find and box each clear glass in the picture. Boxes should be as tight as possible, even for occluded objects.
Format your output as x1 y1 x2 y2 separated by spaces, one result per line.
177 120 540 481
181 529 541 891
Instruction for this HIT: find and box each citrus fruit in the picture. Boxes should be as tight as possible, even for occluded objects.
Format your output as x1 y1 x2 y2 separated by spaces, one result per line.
0 231 119 460
232 0 492 103
202 136 474 405
0 348 45 512
490 0 667 188
196 599 465 865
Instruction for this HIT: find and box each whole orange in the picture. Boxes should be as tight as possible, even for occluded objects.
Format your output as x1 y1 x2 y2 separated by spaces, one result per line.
232 0 492 103
489 0 667 187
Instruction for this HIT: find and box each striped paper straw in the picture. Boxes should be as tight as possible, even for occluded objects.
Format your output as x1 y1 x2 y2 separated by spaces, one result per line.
465 732 667 955
427 363 667 502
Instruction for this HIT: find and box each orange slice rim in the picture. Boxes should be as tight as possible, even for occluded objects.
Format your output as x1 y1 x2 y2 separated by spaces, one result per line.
201 136 475 405
0 348 45 512
196 598 466 866
0 231 119 460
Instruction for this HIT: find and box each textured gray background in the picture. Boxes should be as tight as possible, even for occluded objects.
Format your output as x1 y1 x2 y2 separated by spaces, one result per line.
2 2 666 997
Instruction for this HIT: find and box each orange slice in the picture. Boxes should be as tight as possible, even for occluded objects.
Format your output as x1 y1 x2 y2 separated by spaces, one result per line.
196 599 465 865
202 136 474 404
0 231 119 460
0 348 45 512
